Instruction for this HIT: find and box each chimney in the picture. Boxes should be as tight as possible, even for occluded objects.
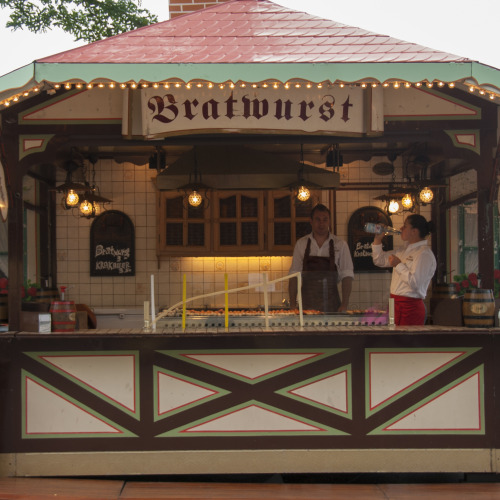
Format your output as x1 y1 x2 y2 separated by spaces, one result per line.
169 0 231 19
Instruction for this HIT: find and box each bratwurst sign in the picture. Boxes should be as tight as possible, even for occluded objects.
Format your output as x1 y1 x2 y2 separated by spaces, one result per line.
140 86 372 137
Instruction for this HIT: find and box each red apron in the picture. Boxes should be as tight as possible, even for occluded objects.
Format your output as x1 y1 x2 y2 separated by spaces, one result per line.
391 293 426 325
301 238 341 313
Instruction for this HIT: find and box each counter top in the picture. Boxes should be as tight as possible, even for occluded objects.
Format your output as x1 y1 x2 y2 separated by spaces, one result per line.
2 325 500 337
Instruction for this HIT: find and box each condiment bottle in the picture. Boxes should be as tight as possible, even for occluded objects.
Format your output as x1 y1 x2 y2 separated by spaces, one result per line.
364 222 401 235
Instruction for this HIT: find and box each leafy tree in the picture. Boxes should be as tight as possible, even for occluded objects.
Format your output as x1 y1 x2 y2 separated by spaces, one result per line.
0 0 158 43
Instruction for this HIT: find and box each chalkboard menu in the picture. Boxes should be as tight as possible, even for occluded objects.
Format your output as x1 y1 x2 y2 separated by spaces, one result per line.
348 206 393 272
90 210 135 276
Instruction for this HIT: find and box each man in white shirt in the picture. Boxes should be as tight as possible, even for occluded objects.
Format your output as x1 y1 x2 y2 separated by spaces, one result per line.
289 204 354 312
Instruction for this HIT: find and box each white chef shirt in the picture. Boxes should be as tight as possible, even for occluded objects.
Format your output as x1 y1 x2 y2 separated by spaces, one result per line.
371 240 436 299
289 233 354 282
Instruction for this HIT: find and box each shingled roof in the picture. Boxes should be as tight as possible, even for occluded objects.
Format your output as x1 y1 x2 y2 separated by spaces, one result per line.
1 0 500 104
38 0 467 65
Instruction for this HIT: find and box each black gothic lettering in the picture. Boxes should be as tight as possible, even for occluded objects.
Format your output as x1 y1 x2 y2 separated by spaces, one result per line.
250 97 269 119
183 99 199 120
341 96 353 123
148 94 179 123
225 92 238 118
274 99 293 120
202 99 220 119
298 100 314 121
319 95 335 122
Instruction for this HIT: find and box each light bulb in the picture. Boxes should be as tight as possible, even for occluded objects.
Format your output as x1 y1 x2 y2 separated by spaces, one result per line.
419 187 434 203
188 190 202 207
65 189 79 207
388 199 400 213
401 193 413 209
297 186 310 202
79 199 93 216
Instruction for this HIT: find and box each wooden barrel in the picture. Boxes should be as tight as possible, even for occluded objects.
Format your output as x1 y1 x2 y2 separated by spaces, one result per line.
38 288 60 304
0 293 7 322
49 300 76 332
433 283 457 299
462 289 495 328
430 283 457 316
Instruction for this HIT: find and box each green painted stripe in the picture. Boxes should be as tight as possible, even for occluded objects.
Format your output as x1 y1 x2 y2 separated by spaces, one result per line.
25 351 141 420
21 369 138 439
2 61 500 96
368 365 485 436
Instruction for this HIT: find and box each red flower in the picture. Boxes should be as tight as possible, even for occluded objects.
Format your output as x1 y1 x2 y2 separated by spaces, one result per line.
455 283 461 293
495 269 500 280
468 273 478 287
461 280 470 289
27 287 37 297
0 277 7 290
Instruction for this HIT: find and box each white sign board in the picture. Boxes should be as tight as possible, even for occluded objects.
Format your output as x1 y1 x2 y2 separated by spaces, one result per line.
140 86 370 138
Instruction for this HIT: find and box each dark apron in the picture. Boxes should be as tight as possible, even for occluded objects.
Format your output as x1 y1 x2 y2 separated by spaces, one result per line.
301 238 341 313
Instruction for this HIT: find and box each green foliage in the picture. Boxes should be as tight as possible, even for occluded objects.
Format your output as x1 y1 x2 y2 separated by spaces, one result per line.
453 271 500 298
0 0 158 42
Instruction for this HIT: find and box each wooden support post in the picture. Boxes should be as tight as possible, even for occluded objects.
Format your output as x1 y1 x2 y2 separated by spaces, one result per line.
477 128 497 290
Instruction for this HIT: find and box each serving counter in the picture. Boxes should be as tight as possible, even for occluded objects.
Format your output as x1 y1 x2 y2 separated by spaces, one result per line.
1 325 499 477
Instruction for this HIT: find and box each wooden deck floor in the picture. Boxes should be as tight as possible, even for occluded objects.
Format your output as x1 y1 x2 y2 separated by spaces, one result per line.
0 478 500 499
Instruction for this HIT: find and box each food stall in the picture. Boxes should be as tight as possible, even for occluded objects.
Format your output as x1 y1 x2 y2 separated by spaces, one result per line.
1 0 500 477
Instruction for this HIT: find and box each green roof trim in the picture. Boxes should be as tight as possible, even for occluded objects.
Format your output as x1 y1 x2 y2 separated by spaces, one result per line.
2 61 500 104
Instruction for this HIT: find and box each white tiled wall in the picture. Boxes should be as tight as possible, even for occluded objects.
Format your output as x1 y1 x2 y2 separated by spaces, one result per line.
55 156 431 313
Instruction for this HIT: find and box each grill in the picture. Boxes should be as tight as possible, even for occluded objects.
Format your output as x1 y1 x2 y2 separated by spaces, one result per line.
156 310 388 329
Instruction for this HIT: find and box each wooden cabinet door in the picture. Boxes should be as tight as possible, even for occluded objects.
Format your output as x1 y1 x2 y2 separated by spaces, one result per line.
157 191 210 256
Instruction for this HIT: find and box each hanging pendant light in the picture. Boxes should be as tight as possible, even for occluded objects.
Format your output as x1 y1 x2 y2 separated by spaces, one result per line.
79 198 94 217
419 186 434 203
56 160 87 210
401 193 413 209
388 199 400 214
188 190 203 207
294 144 314 203
180 146 210 208
297 185 311 202
65 189 79 207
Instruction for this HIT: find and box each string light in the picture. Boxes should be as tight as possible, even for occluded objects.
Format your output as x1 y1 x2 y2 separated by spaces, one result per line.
2 79 500 108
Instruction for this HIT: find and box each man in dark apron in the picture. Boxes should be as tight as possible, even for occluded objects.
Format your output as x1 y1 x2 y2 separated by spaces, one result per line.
289 204 354 313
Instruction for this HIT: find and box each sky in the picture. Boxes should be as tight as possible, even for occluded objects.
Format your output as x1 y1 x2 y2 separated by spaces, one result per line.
1 0 500 76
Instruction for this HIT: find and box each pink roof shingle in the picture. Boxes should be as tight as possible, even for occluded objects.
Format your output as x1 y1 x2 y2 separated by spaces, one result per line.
38 0 468 65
